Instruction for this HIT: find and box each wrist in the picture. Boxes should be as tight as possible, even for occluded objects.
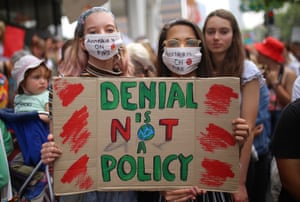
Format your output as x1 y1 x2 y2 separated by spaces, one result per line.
272 80 281 89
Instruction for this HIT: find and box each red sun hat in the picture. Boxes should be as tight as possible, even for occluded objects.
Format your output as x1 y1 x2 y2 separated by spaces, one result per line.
254 36 285 63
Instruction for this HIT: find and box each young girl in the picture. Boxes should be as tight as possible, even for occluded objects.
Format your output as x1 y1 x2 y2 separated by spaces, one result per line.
156 18 253 202
12 54 51 123
203 9 262 201
40 7 137 202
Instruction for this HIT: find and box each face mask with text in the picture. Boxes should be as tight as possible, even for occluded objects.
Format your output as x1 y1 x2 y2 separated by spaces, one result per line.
162 47 202 75
84 32 123 60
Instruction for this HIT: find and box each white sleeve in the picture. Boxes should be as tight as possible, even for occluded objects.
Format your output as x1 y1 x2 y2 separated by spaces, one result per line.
292 76 300 101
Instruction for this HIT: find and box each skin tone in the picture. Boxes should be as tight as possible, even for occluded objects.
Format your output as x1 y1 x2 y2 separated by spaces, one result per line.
161 23 250 202
204 16 259 202
256 53 297 107
276 159 300 200
22 65 50 123
22 66 49 95
165 25 198 78
204 16 233 66
41 19 250 201
80 11 118 72
41 11 119 164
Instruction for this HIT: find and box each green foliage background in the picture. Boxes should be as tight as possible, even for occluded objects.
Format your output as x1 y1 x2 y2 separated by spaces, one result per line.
241 0 300 42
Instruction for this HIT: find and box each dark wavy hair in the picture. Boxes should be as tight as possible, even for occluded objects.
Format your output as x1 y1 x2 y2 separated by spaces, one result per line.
157 18 213 77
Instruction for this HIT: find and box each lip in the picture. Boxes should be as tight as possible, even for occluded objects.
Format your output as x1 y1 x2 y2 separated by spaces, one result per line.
211 43 222 48
38 86 47 90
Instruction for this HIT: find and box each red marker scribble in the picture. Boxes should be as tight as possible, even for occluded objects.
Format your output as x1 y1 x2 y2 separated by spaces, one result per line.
61 154 93 190
200 158 234 187
60 106 90 153
54 79 84 107
198 123 235 152
205 84 238 115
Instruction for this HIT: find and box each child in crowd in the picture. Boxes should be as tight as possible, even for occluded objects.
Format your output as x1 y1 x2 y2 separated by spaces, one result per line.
12 55 51 123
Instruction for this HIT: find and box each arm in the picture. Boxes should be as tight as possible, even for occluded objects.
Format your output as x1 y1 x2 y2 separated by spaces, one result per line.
273 70 297 107
276 158 300 200
233 79 260 201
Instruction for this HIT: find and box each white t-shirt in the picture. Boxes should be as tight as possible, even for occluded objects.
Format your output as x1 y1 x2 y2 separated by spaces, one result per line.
292 76 300 101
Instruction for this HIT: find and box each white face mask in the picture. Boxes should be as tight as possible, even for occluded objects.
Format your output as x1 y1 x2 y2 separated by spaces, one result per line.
84 32 123 60
162 47 202 75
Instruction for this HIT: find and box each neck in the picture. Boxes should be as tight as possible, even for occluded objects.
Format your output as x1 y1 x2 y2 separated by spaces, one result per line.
211 53 225 71
86 62 122 77
88 56 114 71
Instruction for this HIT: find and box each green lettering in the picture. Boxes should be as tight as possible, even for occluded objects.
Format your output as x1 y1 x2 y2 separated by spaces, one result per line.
153 155 162 181
186 83 198 109
121 81 137 110
162 154 177 181
178 154 193 181
159 82 166 109
101 155 117 182
101 82 119 110
137 141 147 154
137 157 151 181
139 82 156 109
144 111 151 123
167 83 185 108
118 155 136 181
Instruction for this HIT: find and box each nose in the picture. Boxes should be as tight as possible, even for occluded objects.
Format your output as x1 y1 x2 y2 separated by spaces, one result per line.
213 32 219 40
40 78 47 84
179 42 185 48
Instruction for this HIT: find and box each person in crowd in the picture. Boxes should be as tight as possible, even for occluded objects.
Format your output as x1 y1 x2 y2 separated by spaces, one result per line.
254 36 297 135
40 6 137 202
2 50 30 108
284 43 300 77
254 35 297 202
30 34 46 60
0 73 8 109
246 83 272 202
244 46 272 202
12 54 51 123
201 9 261 202
156 15 254 201
156 18 212 77
271 98 300 202
57 39 73 69
0 118 13 201
135 36 159 71
0 21 6 61
126 42 157 77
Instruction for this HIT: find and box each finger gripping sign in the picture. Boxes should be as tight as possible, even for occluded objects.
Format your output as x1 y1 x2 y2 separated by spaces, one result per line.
52 77 240 195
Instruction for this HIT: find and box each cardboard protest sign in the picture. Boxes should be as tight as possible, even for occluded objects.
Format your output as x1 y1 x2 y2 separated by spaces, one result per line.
52 77 240 195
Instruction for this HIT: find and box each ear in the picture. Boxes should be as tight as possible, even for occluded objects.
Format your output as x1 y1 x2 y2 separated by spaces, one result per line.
80 37 86 51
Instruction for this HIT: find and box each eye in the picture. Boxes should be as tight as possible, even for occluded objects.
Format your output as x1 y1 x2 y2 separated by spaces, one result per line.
186 39 201 47
32 75 40 79
220 29 229 35
164 39 180 47
205 29 215 35
87 31 97 34
106 28 115 33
